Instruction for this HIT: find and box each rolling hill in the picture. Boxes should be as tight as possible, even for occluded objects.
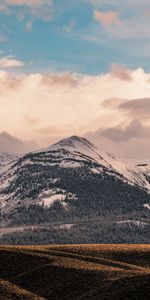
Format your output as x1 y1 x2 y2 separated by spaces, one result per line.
0 244 150 300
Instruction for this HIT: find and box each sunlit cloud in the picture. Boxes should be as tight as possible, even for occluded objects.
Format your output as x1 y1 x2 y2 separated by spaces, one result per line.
86 94 150 158
0 56 24 68
118 98 150 120
94 10 121 27
0 66 149 157
111 64 132 81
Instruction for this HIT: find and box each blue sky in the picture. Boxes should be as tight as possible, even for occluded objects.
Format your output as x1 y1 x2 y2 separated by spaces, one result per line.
0 0 150 74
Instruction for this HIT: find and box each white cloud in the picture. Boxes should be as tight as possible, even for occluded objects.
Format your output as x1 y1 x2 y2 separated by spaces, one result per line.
0 56 24 68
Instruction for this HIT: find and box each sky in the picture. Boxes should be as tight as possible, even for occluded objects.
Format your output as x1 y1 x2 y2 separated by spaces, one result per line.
0 0 150 159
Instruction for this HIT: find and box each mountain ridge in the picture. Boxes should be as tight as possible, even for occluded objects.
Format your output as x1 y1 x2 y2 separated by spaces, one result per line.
0 135 149 228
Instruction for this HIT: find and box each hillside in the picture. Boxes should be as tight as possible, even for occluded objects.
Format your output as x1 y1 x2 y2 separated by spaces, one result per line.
0 245 150 300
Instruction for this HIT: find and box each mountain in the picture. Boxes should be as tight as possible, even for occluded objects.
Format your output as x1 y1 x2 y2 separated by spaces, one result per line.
47 136 150 190
0 151 18 169
0 136 150 231
137 163 150 182
127 159 150 185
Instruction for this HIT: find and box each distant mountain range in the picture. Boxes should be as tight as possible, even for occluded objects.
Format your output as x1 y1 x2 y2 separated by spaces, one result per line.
0 136 150 244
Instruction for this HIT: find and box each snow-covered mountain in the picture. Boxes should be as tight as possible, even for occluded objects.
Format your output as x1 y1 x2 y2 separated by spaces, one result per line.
46 136 150 191
0 151 18 167
137 163 150 178
0 136 149 226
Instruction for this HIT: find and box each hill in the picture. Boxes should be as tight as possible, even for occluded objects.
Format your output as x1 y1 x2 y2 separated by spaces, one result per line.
0 244 150 299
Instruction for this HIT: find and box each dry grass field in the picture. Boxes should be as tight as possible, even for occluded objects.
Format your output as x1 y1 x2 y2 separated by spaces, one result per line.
0 244 150 300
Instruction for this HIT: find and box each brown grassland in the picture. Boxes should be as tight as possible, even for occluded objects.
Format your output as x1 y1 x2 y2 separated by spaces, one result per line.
0 244 150 299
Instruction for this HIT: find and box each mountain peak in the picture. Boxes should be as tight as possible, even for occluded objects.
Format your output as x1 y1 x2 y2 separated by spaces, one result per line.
43 135 100 162
53 135 95 150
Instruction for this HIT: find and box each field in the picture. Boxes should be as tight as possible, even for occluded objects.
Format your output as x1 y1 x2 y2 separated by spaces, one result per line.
0 245 150 300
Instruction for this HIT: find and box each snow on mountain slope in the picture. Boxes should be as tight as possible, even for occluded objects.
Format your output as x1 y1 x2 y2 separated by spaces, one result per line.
0 152 19 178
38 188 77 208
136 163 150 192
1 135 149 194
137 163 150 176
0 135 150 192
0 135 150 227
0 152 18 168
45 136 150 191
116 220 149 228
0 136 150 217
144 203 150 210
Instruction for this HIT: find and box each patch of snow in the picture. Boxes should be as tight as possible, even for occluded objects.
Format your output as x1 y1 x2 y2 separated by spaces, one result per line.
44 135 150 191
90 167 101 174
0 174 17 189
144 204 150 210
60 161 82 168
55 224 73 230
38 188 77 208
117 220 149 228
41 194 66 207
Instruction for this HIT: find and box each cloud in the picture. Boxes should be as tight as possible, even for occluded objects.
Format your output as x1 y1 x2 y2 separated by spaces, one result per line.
41 73 77 86
0 131 38 154
1 0 54 23
84 0 150 62
118 98 150 119
0 66 150 157
34 126 70 146
111 63 132 81
102 97 126 109
100 120 150 142
0 56 24 68
5 0 53 7
86 95 150 159
94 10 121 27
103 97 150 120
86 127 150 159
